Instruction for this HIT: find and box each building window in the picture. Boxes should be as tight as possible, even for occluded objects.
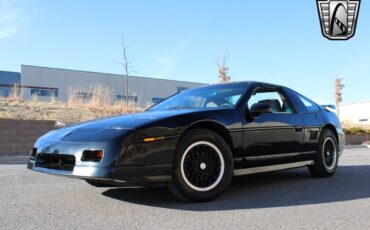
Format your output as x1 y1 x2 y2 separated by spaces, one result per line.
31 88 58 97
76 92 93 99
177 87 189 92
152 97 165 104
0 87 11 97
116 95 138 102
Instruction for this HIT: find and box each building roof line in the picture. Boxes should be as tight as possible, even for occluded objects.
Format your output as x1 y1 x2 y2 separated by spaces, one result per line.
0 70 20 75
0 84 58 90
340 100 370 106
21 64 206 85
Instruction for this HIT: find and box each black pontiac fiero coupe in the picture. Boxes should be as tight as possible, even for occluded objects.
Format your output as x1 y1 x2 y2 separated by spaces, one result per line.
28 82 344 202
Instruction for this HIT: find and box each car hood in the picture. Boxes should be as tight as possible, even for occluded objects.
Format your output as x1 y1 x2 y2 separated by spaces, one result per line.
68 109 201 129
36 109 200 143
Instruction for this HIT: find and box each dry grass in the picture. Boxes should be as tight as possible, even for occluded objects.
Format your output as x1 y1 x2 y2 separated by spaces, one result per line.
0 85 146 125
67 85 113 107
341 122 370 132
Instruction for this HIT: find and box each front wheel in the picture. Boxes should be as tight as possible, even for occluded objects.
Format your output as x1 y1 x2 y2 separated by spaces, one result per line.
308 129 339 177
169 129 234 202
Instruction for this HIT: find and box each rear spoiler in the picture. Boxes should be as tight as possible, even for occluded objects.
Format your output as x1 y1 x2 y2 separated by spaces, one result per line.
321 104 336 113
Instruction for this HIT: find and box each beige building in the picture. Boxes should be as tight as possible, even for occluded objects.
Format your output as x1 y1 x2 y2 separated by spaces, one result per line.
339 101 370 128
20 65 205 106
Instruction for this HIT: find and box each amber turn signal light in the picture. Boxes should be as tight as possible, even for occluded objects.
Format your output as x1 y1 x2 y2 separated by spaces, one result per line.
81 150 104 162
143 136 166 142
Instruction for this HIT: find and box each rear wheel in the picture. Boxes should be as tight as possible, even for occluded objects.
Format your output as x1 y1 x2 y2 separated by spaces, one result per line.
169 129 234 202
308 129 339 177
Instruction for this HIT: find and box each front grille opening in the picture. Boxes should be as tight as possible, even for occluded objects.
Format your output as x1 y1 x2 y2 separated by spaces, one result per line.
35 154 75 171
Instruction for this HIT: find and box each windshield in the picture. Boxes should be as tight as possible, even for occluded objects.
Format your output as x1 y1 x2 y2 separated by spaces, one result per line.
149 83 250 111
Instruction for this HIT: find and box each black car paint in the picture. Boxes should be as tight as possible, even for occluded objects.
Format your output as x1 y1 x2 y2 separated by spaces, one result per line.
27 82 344 184
121 82 342 178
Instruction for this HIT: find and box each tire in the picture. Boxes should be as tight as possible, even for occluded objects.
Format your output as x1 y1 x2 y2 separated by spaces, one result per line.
308 129 339 177
169 128 234 202
85 179 112 187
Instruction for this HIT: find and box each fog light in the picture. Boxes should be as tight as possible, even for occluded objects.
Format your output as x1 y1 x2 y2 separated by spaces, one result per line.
81 150 104 162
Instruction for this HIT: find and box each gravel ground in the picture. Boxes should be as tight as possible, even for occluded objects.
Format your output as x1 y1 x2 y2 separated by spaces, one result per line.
1 147 370 230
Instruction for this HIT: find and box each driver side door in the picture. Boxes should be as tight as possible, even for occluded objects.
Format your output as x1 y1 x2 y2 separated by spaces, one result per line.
242 86 305 158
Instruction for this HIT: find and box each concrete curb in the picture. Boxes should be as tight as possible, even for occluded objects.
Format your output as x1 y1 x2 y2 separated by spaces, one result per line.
0 155 29 164
345 145 368 149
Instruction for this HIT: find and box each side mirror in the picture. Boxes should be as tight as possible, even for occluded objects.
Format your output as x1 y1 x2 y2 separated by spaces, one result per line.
250 103 272 117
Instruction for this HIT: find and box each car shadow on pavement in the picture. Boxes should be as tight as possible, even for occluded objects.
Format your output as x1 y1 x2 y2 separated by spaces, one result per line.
102 165 370 211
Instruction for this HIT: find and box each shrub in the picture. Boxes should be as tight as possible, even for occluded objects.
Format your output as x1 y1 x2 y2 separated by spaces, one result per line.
343 127 370 135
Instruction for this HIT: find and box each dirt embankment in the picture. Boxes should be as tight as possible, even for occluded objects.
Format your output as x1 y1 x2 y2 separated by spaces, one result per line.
0 98 142 125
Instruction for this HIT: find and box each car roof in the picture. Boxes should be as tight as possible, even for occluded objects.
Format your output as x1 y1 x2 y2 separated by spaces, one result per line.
190 81 284 90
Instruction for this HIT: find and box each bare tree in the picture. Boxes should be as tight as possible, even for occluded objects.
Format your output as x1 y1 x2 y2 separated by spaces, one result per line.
114 37 133 110
216 53 231 83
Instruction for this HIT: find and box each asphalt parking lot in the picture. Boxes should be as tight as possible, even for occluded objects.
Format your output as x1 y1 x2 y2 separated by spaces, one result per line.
1 147 370 230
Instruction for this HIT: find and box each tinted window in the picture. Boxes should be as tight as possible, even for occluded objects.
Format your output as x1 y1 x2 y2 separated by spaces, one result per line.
247 88 293 114
31 88 58 97
116 95 138 102
152 97 165 104
0 87 11 97
297 95 319 112
77 92 93 99
149 83 250 111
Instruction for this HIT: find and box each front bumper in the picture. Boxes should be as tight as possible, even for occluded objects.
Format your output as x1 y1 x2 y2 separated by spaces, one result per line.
27 137 173 184
336 126 345 157
27 158 172 183
27 124 179 184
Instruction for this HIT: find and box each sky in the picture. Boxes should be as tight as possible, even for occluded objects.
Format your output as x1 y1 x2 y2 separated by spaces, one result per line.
0 0 369 104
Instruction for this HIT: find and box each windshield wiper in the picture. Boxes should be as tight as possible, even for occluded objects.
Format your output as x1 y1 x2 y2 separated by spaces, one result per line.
167 106 194 110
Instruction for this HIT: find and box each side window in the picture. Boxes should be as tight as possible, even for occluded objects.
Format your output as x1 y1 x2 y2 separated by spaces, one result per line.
225 95 242 105
247 87 293 114
297 95 319 112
